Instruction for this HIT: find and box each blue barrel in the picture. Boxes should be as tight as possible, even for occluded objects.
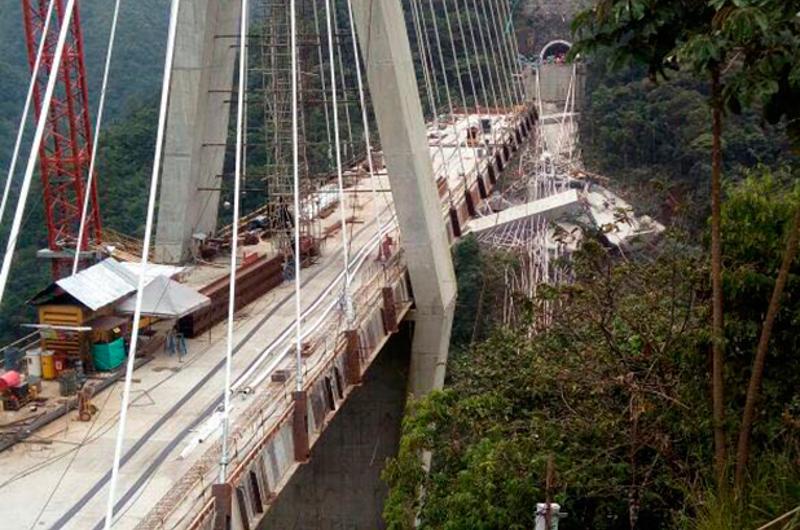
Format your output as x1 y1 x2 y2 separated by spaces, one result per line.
4 348 23 372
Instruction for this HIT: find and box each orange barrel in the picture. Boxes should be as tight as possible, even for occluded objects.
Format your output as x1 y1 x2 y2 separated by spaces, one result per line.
41 351 56 380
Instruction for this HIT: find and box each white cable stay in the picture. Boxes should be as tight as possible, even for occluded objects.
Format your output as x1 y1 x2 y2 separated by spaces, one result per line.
244 211 398 391
184 209 398 459
331 3 355 160
219 0 249 485
0 0 78 306
502 0 527 103
488 0 521 105
409 0 454 204
0 0 56 232
346 0 386 243
229 210 393 391
451 0 489 156
425 0 468 179
72 0 123 276
460 0 501 153
291 0 303 393
325 0 353 312
311 0 333 161
104 0 182 527
478 0 513 113
469 0 502 117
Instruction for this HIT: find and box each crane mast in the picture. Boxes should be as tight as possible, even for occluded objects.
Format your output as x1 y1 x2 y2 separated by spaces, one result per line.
20 0 101 278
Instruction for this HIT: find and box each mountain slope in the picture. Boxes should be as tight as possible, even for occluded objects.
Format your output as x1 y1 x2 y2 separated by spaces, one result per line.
0 1 168 342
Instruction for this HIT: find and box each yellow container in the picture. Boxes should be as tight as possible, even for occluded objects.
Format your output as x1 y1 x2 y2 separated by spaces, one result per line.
41 352 56 380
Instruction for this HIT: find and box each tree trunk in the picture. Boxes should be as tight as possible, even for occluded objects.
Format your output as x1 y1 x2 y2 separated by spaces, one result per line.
734 206 800 490
710 68 727 489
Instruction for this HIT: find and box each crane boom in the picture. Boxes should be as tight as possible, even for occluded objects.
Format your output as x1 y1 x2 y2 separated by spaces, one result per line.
20 0 101 278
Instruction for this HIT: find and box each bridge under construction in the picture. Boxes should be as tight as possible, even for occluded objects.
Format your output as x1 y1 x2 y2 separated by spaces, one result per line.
0 1 657 529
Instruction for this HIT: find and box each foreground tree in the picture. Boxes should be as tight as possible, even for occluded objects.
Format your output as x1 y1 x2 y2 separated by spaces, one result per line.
573 0 800 491
384 237 711 529
711 0 800 489
571 0 730 487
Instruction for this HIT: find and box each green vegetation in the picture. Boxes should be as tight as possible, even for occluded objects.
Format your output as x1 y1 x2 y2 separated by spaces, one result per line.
383 1 800 528
0 2 167 342
581 71 796 224
385 184 800 528
1 2 799 526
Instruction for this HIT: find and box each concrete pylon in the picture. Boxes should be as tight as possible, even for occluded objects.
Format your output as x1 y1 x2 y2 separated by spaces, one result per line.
350 0 457 397
155 0 242 263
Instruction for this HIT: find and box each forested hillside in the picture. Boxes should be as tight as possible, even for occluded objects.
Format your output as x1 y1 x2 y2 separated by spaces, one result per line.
383 1 800 529
0 1 168 342
0 1 167 161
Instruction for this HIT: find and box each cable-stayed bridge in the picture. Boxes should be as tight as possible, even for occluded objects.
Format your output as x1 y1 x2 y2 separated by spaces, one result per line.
0 1 542 529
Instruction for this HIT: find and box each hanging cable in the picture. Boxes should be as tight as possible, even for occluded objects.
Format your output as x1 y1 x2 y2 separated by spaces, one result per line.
0 0 56 231
423 0 467 183
406 0 430 117
476 0 513 113
461 0 500 155
500 0 526 102
441 0 469 116
450 0 499 182
409 0 453 189
491 0 520 104
0 0 78 306
103 0 182 527
450 0 482 118
486 0 520 105
291 0 303 393
243 21 249 193
468 0 501 116
346 0 385 244
324 0 351 295
331 1 355 161
219 0 249 484
71 0 122 275
311 0 333 161
414 0 440 109
442 0 481 188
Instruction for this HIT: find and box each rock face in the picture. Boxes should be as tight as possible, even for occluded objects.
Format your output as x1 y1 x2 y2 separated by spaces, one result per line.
516 0 589 57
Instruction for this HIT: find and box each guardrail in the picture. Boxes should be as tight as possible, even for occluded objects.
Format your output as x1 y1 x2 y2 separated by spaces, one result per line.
0 331 39 370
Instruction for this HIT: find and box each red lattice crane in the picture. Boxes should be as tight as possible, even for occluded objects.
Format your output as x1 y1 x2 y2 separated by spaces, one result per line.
21 0 102 278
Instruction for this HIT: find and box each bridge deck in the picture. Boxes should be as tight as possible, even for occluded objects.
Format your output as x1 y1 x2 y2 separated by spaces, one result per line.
0 110 533 530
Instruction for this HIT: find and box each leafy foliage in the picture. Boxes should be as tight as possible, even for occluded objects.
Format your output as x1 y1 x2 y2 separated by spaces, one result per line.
385 236 715 529
386 217 800 529
580 65 797 228
720 170 800 442
449 235 517 348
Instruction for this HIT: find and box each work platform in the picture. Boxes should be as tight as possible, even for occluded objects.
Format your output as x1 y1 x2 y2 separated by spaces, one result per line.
0 109 534 530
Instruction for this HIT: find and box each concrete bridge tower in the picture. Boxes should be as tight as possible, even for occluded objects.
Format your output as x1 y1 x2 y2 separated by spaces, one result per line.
154 0 242 264
153 2 456 526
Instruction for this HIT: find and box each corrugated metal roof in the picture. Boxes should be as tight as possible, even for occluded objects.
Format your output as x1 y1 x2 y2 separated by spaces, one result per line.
55 258 138 311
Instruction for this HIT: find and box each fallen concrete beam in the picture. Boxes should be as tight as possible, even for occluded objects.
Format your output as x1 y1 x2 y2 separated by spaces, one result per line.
586 188 665 248
465 189 582 235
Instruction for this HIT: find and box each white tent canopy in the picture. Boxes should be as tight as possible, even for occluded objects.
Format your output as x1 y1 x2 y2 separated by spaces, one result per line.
117 275 210 319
